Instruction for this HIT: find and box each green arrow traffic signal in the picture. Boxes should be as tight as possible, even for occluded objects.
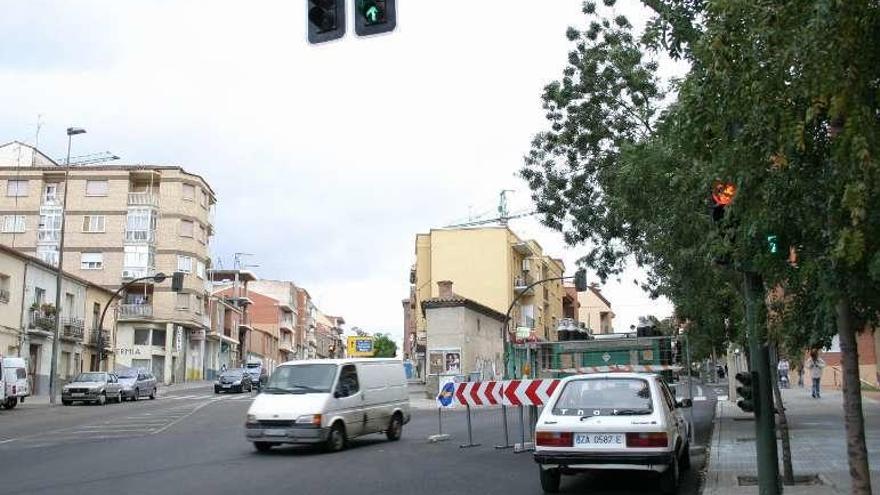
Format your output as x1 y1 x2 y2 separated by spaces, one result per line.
355 0 396 36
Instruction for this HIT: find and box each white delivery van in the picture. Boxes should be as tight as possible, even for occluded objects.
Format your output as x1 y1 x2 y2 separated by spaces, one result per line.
2 357 29 409
245 358 411 453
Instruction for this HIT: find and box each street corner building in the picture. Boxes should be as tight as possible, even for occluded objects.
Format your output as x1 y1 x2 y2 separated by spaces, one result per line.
0 140 216 385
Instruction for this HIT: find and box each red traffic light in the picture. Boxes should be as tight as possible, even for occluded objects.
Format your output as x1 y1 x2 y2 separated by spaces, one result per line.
711 181 737 206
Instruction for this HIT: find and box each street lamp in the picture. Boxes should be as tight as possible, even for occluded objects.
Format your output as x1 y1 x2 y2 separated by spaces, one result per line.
95 273 168 371
48 126 86 405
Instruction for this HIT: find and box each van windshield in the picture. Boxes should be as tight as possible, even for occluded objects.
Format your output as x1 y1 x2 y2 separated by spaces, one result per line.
264 364 337 394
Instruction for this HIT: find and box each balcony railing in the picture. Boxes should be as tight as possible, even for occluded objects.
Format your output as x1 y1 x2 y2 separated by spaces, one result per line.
122 267 157 280
37 230 61 243
0 289 9 304
89 328 111 348
28 311 56 332
514 274 535 294
124 230 157 244
128 192 159 207
120 303 153 319
60 317 85 340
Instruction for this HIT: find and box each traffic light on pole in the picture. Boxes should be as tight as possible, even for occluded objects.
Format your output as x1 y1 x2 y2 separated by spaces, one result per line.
574 269 587 292
308 0 346 44
354 0 396 36
735 371 759 414
171 271 185 292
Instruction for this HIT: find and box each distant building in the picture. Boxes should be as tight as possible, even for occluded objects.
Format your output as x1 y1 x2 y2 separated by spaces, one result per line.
247 280 298 364
577 284 614 334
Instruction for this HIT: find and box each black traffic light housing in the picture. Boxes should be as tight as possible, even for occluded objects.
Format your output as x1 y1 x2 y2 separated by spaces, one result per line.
308 0 346 44
574 269 588 292
354 0 396 36
735 371 759 414
171 271 185 292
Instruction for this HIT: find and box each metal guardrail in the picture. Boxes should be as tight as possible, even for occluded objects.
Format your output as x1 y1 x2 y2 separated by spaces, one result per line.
60 318 85 340
120 304 153 318
29 311 56 331
124 230 157 244
128 192 159 207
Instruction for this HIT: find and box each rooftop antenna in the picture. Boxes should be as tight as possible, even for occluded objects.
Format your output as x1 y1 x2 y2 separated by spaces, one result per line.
444 189 534 229
233 252 259 271
33 114 43 150
57 151 121 166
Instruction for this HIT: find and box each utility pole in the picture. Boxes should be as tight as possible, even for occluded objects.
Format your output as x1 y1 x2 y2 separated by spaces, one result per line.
743 271 780 495
48 127 85 405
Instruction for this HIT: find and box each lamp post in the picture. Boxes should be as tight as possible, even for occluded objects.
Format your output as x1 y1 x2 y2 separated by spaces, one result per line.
95 273 168 371
48 127 86 405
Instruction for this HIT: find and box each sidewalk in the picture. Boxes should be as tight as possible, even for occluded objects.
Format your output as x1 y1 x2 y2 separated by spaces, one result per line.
704 386 880 494
16 380 215 407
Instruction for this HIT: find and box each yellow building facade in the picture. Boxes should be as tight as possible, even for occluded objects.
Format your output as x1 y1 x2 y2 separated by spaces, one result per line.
411 227 565 346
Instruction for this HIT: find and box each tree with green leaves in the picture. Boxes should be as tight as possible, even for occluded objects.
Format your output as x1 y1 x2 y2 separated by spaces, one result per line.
371 333 398 358
521 1 878 492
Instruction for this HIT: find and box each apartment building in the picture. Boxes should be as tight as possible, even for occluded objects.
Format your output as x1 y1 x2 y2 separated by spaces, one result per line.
295 288 317 359
247 280 298 364
209 269 256 376
315 312 344 359
0 141 216 384
410 227 566 348
0 244 116 396
577 284 615 334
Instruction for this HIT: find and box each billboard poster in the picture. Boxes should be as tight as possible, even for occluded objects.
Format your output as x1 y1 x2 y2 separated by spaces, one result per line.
347 336 375 357
428 348 462 375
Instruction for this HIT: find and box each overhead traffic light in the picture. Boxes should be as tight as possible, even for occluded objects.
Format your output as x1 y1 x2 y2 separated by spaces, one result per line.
574 269 588 292
735 371 759 414
171 271 185 292
308 0 346 44
354 0 396 36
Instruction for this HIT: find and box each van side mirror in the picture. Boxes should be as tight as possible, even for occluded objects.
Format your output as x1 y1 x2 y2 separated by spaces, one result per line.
333 390 342 399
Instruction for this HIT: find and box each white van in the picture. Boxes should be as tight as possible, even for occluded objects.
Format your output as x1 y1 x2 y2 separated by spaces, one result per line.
1 357 29 409
245 358 411 453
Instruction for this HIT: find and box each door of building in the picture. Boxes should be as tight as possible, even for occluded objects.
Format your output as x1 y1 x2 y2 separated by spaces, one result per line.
152 355 165 383
28 344 40 395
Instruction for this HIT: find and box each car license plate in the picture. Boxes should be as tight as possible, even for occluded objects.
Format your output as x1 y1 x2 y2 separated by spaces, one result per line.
264 429 287 437
574 433 625 448
222 384 231 388
71 393 85 398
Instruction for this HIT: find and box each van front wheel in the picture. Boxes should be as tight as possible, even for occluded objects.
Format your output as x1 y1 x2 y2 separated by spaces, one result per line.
386 413 403 441
325 422 346 452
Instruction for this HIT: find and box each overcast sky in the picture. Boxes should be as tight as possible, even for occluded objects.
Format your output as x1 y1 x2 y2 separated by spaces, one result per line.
0 1 673 346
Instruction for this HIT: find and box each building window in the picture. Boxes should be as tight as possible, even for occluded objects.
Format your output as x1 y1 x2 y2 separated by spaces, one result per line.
177 255 192 273
200 189 208 208
196 260 206 279
195 295 203 314
176 293 190 309
43 184 59 204
6 180 28 197
124 245 154 271
80 252 104 270
0 274 10 304
179 220 194 237
2 215 26 233
82 215 105 233
151 329 166 346
34 286 45 305
182 183 195 201
85 180 109 197
197 224 206 244
36 245 59 266
134 329 150 345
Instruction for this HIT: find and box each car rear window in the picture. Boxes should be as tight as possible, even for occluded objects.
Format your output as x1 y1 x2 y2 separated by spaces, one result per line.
16 369 25 379
552 378 653 416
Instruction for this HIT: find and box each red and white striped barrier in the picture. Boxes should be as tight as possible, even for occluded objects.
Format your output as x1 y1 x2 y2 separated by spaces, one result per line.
451 379 561 407
544 364 683 374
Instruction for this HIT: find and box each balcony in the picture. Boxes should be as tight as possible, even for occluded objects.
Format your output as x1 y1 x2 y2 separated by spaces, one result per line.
122 266 157 280
279 339 294 353
119 303 153 319
37 230 61 243
60 317 85 341
514 274 535 294
0 289 9 304
28 311 56 332
89 328 112 349
124 230 156 244
128 192 159 207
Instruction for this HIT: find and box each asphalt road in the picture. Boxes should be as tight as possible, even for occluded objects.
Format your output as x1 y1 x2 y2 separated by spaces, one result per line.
0 380 719 495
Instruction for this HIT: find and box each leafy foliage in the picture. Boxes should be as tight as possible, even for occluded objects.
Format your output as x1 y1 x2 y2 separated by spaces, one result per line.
371 333 398 358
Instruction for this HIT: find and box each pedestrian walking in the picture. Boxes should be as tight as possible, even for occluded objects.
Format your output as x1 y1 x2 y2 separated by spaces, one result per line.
777 358 790 388
220 363 227 373
807 351 825 398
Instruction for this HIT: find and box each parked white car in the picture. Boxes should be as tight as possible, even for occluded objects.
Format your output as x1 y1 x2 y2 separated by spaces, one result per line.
245 358 410 453
533 373 691 494
1 357 29 409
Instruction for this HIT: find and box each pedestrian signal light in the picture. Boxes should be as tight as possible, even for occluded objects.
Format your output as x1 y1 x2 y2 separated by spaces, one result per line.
355 0 396 36
735 371 758 414
308 0 345 44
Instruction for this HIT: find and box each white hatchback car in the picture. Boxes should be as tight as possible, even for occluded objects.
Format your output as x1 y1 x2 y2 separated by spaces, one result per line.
533 373 692 494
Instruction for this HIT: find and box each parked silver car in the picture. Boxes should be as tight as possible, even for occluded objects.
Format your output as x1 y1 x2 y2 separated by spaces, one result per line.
62 372 124 406
117 369 158 401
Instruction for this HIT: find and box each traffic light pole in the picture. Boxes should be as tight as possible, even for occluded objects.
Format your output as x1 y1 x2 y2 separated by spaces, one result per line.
743 271 780 495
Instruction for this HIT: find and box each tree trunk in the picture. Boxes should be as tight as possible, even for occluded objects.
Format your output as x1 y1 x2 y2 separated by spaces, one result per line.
836 294 873 495
769 345 794 484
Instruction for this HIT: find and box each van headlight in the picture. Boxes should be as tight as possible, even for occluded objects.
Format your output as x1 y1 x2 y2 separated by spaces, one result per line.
296 414 322 426
246 414 258 425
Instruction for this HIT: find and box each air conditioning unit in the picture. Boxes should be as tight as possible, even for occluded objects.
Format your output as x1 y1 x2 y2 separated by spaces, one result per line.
522 259 531 272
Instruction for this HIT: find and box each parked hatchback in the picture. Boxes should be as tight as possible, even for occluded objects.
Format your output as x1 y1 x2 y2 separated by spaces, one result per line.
533 373 691 494
117 369 157 401
62 372 124 406
1 357 29 409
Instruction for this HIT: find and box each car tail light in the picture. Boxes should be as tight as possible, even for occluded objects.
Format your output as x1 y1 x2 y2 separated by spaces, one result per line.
536 431 573 447
626 432 668 448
